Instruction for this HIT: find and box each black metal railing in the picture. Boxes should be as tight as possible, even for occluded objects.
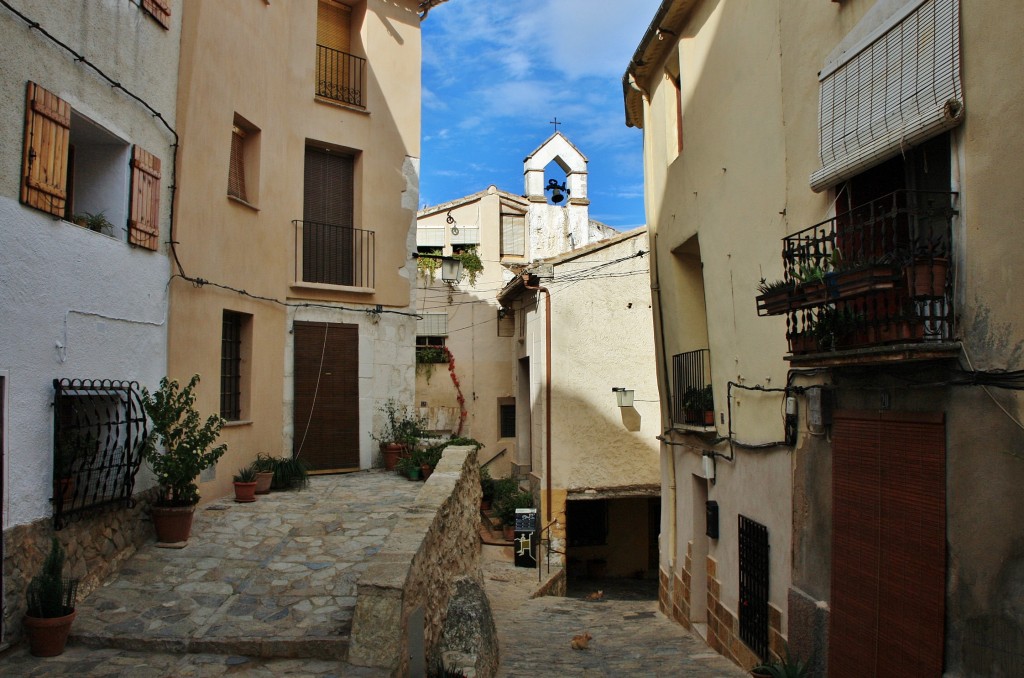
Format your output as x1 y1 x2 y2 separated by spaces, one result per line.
671 348 713 427
739 514 770 660
771 190 958 355
52 379 148 529
315 44 365 107
295 220 375 288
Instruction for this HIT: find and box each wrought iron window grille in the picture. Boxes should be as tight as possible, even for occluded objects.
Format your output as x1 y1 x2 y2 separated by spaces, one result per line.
52 379 148 530
671 348 713 427
295 220 375 288
739 514 770 660
315 45 366 107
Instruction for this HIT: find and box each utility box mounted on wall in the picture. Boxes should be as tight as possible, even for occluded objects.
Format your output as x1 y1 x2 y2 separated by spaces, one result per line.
706 500 719 539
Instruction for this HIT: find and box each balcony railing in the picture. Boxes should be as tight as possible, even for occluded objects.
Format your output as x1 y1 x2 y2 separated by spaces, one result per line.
52 379 148 529
671 349 714 428
755 191 958 357
315 44 366 107
295 220 375 288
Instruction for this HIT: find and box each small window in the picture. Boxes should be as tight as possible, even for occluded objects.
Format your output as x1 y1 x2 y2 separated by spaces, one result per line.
228 114 260 206
416 336 446 348
315 0 365 107
220 310 251 421
501 213 526 257
21 82 161 250
498 400 516 439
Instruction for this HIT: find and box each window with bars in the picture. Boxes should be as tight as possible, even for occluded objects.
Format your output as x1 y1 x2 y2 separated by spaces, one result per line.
220 311 246 421
228 115 260 206
501 213 526 257
499 400 516 438
52 379 148 529
739 514 770 660
20 82 162 250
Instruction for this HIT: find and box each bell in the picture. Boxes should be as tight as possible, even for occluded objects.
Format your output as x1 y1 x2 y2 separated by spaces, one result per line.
550 187 564 204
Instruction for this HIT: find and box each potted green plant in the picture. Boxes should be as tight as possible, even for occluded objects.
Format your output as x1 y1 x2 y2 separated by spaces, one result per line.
23 537 80 657
373 398 420 470
141 375 227 545
683 385 714 426
396 454 420 480
419 443 445 480
750 651 808 678
270 456 310 490
250 454 277 494
233 466 258 503
755 278 796 315
479 467 495 510
73 211 115 236
496 488 532 541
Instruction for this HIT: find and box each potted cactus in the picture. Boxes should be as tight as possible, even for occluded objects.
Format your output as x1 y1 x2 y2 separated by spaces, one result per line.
23 537 79 657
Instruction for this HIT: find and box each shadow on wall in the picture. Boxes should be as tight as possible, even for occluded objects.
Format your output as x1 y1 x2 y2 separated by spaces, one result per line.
620 406 641 432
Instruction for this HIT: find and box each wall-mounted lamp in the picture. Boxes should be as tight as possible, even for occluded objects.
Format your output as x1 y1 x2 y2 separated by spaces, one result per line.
545 178 570 204
412 252 464 283
611 387 634 408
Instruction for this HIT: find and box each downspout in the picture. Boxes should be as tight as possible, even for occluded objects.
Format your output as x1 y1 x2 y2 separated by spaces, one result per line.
649 232 678 572
522 274 553 523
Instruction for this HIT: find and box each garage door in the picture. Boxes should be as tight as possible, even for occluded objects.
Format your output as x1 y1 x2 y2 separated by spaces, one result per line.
830 410 945 678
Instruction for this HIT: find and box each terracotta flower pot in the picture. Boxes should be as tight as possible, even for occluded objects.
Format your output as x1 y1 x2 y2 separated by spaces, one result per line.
23 609 76 657
502 524 515 541
233 481 257 503
151 504 196 544
420 464 433 480
254 471 274 495
382 443 403 471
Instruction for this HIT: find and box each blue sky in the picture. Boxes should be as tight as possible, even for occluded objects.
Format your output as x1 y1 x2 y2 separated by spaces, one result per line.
419 1 663 231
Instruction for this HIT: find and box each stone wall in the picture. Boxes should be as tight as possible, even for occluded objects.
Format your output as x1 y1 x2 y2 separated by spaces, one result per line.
348 445 484 675
2 487 160 646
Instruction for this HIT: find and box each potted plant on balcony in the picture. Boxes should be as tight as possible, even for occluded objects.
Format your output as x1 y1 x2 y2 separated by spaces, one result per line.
756 278 796 316
683 386 714 426
141 375 227 545
23 537 79 657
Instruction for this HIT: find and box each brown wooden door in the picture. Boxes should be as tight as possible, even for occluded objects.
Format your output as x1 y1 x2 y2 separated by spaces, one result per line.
293 321 359 471
830 410 946 678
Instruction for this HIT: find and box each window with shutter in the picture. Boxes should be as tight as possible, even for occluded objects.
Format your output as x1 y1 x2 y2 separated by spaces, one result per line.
141 0 171 29
129 146 161 251
501 213 526 257
228 127 247 203
227 115 260 206
315 1 365 106
302 146 367 286
811 0 963 192
21 82 71 217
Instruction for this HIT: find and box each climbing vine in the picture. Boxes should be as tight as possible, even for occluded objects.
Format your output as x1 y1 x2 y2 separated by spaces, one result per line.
442 346 467 435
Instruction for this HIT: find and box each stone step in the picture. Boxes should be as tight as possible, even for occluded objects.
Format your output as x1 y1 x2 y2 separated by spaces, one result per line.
72 625 350 660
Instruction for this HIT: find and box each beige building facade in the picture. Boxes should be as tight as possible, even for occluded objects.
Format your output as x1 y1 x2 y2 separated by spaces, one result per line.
171 0 428 498
414 133 616 477
497 230 661 577
627 0 1024 675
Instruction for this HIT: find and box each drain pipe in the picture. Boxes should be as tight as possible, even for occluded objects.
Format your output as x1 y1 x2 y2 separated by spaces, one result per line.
522 273 553 523
649 232 678 573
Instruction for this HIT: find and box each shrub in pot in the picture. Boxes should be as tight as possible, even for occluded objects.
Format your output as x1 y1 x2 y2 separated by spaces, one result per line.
141 375 227 544
270 456 310 490
23 537 79 657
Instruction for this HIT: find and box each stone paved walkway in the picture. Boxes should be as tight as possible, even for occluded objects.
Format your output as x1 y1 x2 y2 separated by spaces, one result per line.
0 470 419 676
481 547 746 678
0 476 748 677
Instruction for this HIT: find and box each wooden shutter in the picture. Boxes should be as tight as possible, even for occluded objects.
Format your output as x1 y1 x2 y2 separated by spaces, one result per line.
811 0 963 192
21 82 71 217
501 213 526 257
317 1 352 53
141 0 171 29
830 410 946 678
228 126 247 202
129 146 161 251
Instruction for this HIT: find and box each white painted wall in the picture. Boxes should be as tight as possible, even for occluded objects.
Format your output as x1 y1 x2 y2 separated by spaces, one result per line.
0 0 179 528
0 199 168 527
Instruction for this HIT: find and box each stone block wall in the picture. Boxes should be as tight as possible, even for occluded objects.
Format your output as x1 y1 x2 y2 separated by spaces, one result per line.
348 445 484 675
2 487 160 646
